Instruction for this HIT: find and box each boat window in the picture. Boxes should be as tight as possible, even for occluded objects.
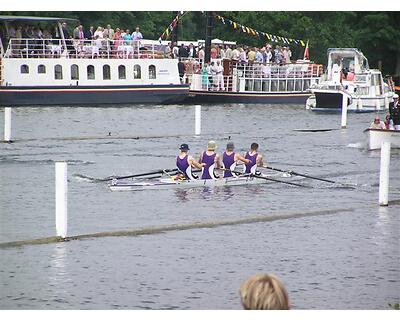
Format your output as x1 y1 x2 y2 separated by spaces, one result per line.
149 65 156 79
103 65 111 80
54 65 63 80
20 65 29 74
71 64 79 80
134 65 141 79
38 65 46 74
87 65 95 80
118 65 126 80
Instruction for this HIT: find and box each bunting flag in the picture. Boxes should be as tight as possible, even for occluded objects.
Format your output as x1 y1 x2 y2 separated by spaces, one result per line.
303 40 309 60
159 11 188 41
215 14 306 47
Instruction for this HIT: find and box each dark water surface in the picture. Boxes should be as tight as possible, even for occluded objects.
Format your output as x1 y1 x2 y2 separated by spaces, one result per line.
0 104 399 309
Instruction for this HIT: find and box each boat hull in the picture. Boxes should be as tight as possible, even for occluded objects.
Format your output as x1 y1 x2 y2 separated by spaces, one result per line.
184 90 310 104
365 128 400 150
0 84 190 106
310 90 387 113
110 175 274 191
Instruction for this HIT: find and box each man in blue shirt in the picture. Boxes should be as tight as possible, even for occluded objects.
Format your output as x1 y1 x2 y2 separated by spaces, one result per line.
132 27 143 41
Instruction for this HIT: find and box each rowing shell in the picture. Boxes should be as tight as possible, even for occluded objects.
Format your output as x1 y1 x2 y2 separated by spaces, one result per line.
109 173 283 191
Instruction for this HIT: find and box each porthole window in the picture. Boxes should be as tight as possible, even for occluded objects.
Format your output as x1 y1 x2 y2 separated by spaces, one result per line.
21 64 29 74
38 65 46 74
54 65 63 80
71 64 79 80
118 65 126 80
134 65 141 79
87 65 95 80
149 65 156 79
103 65 111 80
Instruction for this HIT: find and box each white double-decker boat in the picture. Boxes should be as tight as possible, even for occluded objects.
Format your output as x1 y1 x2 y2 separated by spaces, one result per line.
0 15 189 106
109 172 291 191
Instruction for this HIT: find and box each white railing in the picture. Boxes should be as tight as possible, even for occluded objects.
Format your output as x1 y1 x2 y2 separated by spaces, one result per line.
4 38 171 59
189 74 236 92
187 60 322 93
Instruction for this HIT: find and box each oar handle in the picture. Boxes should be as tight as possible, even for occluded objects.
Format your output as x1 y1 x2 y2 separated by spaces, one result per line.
104 168 179 181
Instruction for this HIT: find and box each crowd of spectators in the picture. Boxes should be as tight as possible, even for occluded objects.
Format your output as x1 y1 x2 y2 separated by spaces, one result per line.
167 41 293 65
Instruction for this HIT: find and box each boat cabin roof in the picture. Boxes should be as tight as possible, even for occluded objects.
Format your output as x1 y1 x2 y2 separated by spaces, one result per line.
326 48 369 74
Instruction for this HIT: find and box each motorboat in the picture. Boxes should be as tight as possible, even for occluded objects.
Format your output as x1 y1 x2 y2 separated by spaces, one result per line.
306 48 395 112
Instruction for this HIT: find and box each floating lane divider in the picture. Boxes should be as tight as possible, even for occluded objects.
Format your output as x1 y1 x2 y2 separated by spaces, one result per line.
1 131 239 143
1 201 400 249
0 207 357 248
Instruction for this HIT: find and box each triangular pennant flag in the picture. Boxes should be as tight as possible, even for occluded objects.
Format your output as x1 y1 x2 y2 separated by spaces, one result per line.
300 40 305 46
303 40 309 60
233 22 237 29
242 25 247 33
165 29 169 37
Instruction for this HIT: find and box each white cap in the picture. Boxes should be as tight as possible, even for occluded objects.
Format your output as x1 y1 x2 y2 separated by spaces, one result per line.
393 93 399 99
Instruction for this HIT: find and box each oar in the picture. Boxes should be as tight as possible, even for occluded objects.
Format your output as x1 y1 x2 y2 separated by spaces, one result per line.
263 166 337 184
99 168 179 182
221 168 310 188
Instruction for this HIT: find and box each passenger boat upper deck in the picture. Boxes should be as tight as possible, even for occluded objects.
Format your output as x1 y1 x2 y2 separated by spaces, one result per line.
0 15 189 106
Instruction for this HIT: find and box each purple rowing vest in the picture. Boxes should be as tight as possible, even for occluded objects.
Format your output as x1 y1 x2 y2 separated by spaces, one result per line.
201 151 217 180
222 151 237 178
176 155 194 180
244 151 258 174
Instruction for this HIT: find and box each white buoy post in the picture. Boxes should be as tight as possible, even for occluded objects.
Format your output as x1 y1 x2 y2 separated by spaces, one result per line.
4 107 12 142
195 105 201 135
379 141 391 206
341 94 348 129
55 162 68 238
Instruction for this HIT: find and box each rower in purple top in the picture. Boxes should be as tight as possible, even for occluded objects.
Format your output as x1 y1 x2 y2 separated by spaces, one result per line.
222 142 250 178
199 140 222 180
176 143 205 180
243 142 264 175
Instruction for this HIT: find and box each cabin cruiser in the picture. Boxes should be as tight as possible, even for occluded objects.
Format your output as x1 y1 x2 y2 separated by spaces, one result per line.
306 48 394 112
0 15 189 106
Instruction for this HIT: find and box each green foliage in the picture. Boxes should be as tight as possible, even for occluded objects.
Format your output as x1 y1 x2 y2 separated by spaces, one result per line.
1 11 398 75
388 302 399 310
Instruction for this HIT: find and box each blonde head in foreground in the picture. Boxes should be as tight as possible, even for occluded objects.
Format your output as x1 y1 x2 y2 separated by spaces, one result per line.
239 273 290 310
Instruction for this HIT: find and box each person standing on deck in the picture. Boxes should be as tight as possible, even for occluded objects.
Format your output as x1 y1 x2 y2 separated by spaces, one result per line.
244 143 264 175
199 141 222 180
222 142 250 178
216 60 224 91
176 144 204 180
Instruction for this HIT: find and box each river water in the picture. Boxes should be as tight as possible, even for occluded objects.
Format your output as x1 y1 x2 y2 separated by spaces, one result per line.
0 104 399 309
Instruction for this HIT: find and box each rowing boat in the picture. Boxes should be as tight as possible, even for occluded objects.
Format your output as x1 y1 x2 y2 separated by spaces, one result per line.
109 173 285 191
